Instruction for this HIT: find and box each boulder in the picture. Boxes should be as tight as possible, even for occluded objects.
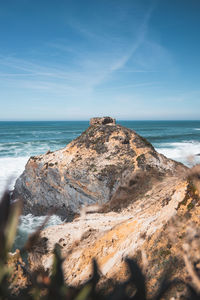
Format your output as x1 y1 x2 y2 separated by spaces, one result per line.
13 118 186 218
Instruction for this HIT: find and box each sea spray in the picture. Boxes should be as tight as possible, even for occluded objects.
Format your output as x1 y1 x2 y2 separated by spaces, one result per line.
13 214 63 251
0 156 28 197
156 141 200 166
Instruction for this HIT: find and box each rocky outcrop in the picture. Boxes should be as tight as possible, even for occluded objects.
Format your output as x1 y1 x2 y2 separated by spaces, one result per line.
13 117 186 218
28 175 200 297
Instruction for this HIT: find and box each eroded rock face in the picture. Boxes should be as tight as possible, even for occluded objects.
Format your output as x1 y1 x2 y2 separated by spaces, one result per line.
28 176 198 294
13 118 186 218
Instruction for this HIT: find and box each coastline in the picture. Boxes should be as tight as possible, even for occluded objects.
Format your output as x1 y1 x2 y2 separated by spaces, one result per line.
0 120 200 249
1 119 200 298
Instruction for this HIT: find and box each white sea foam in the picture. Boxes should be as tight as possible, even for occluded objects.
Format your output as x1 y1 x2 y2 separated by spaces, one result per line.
0 140 66 157
156 141 200 166
0 156 28 196
14 214 63 250
194 128 200 131
0 156 63 250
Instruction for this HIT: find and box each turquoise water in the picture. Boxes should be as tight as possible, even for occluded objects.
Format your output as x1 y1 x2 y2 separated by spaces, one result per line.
0 121 89 157
0 120 200 193
0 120 200 248
0 120 200 158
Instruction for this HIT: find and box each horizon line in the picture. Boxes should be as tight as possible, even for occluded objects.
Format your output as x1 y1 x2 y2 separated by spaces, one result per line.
0 119 200 122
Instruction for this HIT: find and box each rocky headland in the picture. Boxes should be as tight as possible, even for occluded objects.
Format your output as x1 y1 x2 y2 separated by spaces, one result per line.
13 117 186 218
13 117 200 296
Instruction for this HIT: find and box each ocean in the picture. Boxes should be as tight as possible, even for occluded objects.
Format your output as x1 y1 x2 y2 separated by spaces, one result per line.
0 120 200 249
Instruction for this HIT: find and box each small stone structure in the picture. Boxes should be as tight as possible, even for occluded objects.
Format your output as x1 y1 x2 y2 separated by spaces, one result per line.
90 117 116 126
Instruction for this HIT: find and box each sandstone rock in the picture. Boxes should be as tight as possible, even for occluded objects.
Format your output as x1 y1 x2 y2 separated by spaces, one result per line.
28 175 196 292
13 118 186 218
7 249 29 294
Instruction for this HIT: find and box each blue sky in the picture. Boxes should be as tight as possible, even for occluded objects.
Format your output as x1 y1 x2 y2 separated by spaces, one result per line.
0 0 200 120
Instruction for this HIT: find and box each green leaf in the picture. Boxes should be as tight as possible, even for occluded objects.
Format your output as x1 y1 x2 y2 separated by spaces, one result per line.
5 200 22 252
74 283 92 300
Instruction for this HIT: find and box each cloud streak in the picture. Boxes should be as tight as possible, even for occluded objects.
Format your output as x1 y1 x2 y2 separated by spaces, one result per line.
0 1 179 120
0 2 158 98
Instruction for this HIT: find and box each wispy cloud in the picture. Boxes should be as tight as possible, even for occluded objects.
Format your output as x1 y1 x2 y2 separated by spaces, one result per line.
0 2 168 105
65 4 155 75
96 81 160 91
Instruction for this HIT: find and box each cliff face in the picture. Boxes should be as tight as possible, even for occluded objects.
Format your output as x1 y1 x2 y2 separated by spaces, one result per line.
27 175 200 299
28 176 198 293
13 117 186 218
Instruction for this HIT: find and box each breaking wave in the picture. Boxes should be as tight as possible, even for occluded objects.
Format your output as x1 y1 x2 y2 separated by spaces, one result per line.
156 141 200 166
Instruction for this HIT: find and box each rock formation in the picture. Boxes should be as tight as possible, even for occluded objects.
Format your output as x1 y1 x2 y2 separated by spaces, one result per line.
13 116 200 297
13 117 186 218
28 173 200 297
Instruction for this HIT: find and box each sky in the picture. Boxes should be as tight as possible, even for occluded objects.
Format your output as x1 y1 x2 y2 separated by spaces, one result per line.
0 0 200 121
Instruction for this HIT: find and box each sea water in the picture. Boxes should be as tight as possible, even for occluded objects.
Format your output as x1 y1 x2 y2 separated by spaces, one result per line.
0 120 200 249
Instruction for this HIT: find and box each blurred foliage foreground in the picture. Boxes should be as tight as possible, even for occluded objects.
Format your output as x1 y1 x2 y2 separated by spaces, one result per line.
0 186 200 300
